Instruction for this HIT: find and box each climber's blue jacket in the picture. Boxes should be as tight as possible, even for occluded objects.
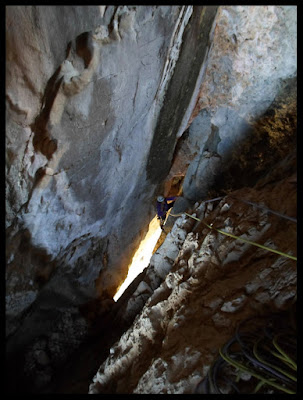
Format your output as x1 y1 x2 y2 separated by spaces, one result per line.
157 196 176 218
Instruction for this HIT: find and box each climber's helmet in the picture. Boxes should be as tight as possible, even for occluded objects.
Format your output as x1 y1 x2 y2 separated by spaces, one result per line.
157 196 165 203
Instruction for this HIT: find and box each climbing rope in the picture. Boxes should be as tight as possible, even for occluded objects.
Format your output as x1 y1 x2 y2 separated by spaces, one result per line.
178 195 297 224
202 196 224 204
195 311 297 394
229 196 297 224
184 212 297 261
169 196 297 261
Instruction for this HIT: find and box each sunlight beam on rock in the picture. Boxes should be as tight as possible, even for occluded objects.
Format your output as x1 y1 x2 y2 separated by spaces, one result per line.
113 216 162 301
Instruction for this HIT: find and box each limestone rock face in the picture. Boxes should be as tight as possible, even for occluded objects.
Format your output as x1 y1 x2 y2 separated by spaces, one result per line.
6 5 219 392
5 5 297 395
89 159 297 394
173 6 297 202
114 213 195 324
192 6 296 118
6 5 183 298
6 5 192 323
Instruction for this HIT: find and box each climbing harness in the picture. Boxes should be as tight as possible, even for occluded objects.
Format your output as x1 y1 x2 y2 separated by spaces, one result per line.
169 195 297 261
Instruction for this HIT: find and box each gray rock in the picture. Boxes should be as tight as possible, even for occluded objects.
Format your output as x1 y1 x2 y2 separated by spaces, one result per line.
34 350 50 366
220 295 247 313
212 312 231 327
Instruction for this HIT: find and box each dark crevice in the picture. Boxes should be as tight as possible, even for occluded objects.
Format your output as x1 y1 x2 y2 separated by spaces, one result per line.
75 32 94 68
30 66 62 160
146 6 218 184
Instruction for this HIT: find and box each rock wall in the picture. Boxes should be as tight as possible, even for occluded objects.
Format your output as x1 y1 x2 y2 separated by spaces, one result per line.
87 6 297 394
5 5 297 394
6 5 218 392
113 5 297 329
169 6 297 203
6 6 184 311
89 153 297 393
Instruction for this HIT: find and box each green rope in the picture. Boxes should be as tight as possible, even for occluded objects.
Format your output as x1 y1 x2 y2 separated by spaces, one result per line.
253 339 297 382
273 334 297 370
219 347 296 394
254 380 267 393
179 212 296 261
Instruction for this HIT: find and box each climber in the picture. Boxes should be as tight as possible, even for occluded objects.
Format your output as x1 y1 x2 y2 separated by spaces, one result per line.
156 195 177 229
